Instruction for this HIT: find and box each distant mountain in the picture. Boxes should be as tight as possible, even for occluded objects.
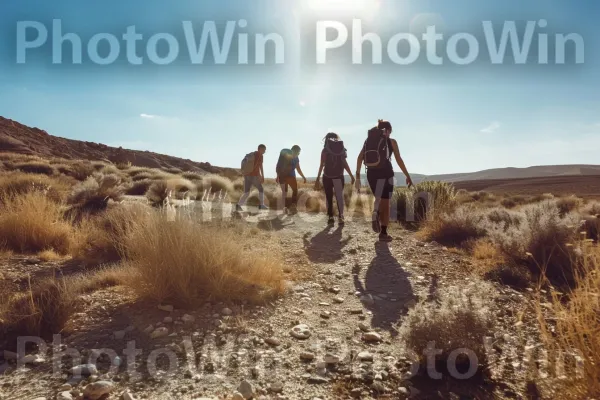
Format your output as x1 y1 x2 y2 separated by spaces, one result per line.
0 116 239 177
400 165 600 185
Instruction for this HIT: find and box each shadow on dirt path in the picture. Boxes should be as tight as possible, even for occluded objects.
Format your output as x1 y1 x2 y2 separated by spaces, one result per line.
353 242 415 337
302 225 352 264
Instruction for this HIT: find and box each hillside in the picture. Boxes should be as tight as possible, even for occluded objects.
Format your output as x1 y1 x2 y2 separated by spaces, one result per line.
0 116 239 177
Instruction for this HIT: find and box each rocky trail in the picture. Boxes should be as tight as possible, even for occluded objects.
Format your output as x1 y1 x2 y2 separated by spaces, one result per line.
1 209 545 400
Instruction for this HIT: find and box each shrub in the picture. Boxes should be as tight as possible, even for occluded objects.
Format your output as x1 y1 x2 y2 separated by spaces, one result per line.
126 179 155 196
1 278 77 339
59 162 95 181
297 189 326 213
484 207 523 230
67 173 127 214
0 192 73 254
419 206 486 247
181 172 204 181
0 172 71 202
582 201 600 217
146 180 169 206
13 161 56 176
394 181 456 222
555 195 584 216
164 167 183 175
197 174 234 194
145 178 195 206
122 214 285 307
403 283 495 379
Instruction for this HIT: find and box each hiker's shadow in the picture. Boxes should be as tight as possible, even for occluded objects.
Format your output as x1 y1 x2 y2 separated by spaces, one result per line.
303 226 351 264
257 214 295 231
353 242 415 337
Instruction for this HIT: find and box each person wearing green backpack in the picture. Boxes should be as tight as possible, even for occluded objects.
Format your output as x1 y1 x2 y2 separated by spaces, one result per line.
237 144 268 211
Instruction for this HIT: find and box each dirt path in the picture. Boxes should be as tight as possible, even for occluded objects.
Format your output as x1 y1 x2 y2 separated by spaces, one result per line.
0 208 542 400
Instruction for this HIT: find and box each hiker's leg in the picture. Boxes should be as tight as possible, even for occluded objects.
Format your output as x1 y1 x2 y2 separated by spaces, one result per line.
237 176 252 206
254 177 266 206
333 177 345 217
289 177 298 206
323 177 334 217
379 177 394 235
279 180 287 210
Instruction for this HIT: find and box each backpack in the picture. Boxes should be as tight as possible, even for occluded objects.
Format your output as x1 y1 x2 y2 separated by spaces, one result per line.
363 127 391 169
323 139 346 178
276 149 294 177
241 152 256 175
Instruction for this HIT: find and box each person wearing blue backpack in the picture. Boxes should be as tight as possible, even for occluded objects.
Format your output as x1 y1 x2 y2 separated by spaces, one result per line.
315 132 355 225
356 120 413 242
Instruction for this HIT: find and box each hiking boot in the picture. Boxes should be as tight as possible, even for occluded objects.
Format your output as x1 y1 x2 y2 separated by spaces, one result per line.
371 211 381 233
327 217 335 225
338 216 345 226
236 204 244 212
379 233 393 242
258 205 269 211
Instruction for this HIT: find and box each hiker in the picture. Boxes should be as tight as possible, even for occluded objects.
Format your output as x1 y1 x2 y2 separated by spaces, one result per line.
356 119 413 242
315 132 355 225
276 145 307 212
237 144 268 211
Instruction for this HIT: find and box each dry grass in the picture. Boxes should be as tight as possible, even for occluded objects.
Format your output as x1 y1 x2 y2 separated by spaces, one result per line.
37 249 65 262
538 243 600 398
197 174 234 194
67 172 127 214
0 171 72 202
121 214 285 307
9 161 56 176
0 192 73 254
555 195 584 216
419 206 487 247
145 178 195 206
403 283 495 379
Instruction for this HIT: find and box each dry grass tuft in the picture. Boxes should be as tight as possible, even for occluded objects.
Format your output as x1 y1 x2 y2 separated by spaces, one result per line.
37 249 65 262
538 243 600 398
0 171 71 202
67 172 127 215
122 214 285 307
419 206 486 247
10 161 56 176
555 195 584 217
404 283 495 379
197 174 234 195
0 192 73 254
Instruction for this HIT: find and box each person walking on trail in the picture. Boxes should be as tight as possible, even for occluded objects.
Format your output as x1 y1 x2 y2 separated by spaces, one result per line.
237 144 269 211
276 145 307 212
356 119 413 242
315 132 356 225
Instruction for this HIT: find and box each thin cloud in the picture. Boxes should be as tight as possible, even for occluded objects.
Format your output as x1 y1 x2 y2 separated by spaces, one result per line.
480 121 500 134
140 113 179 121
140 113 159 119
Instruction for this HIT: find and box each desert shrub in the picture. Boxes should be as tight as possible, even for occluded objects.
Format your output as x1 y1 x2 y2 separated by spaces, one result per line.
126 179 156 196
581 215 599 242
582 201 600 217
483 264 532 289
531 193 555 203
146 180 169 206
403 283 495 379
37 249 64 262
72 202 152 265
121 214 285 307
116 162 132 170
0 192 73 254
484 207 523 230
60 162 96 181
197 174 234 194
491 201 582 286
181 171 204 181
13 161 56 176
500 197 517 209
1 278 77 339
539 244 600 398
419 206 487 247
131 172 157 182
67 173 127 214
297 189 326 213
232 177 244 192
394 181 456 222
145 178 195 206
164 167 183 175
0 172 71 202
555 195 584 216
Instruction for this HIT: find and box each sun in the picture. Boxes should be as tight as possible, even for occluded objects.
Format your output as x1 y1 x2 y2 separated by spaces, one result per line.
306 0 381 12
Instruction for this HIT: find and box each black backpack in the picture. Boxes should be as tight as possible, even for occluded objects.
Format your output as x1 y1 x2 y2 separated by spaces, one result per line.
323 139 346 178
363 127 390 169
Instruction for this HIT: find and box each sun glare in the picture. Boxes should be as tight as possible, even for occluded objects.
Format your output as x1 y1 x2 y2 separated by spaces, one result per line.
307 0 380 12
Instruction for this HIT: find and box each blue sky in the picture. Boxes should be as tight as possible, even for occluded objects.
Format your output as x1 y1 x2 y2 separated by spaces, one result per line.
1 0 599 177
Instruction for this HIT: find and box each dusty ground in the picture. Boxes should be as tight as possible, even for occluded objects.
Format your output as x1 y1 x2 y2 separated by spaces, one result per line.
0 205 555 400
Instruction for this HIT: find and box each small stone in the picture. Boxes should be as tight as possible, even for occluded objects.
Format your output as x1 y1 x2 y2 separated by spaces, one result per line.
307 376 329 384
329 287 341 294
122 392 136 400
333 297 344 304
158 304 174 312
150 327 169 339
324 354 340 364
83 381 115 400
143 325 154 334
320 311 331 319
58 392 73 400
265 337 281 346
232 393 244 400
358 322 370 332
222 308 233 316
357 352 373 362
238 380 255 399
371 381 385 393
269 381 284 393
163 317 173 324
290 324 311 340
59 384 72 391
182 314 195 324
362 332 382 343
300 352 315 361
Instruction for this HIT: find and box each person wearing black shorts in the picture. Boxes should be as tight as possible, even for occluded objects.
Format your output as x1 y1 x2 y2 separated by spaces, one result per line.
356 120 413 242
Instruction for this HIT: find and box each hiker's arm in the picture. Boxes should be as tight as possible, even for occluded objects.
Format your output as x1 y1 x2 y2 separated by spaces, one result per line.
344 160 355 184
356 150 364 180
296 163 307 183
316 159 324 181
260 162 265 183
391 139 413 187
